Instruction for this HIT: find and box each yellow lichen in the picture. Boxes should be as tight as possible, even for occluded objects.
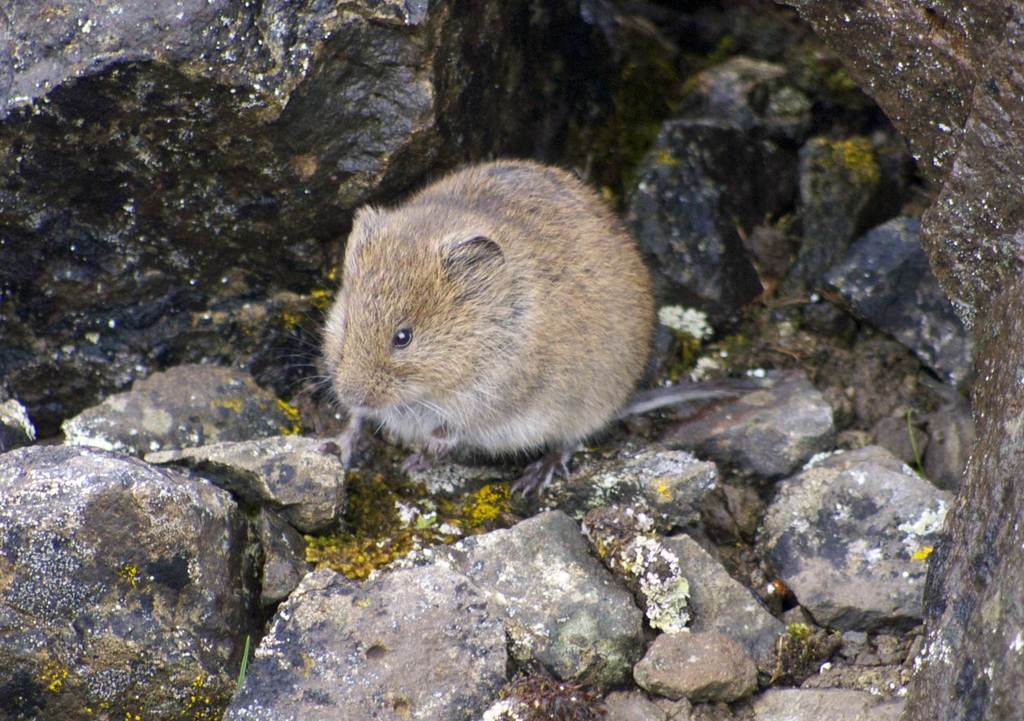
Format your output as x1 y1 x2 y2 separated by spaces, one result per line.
461 484 511 531
278 310 302 329
275 399 302 435
214 398 244 414
117 563 140 589
309 288 333 310
40 662 68 693
912 546 934 562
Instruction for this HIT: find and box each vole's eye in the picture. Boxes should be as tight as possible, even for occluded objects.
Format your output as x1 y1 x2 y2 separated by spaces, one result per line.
392 328 413 348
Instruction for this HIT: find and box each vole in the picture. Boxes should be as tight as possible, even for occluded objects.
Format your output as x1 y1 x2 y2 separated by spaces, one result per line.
322 159 746 492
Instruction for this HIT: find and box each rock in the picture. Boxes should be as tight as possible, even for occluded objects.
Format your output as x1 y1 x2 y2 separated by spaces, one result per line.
63 364 296 457
751 688 902 721
0 445 255 719
786 136 883 289
0 398 36 452
699 483 764 544
553 443 719 529
626 117 796 318
759 446 952 631
661 370 835 480
147 435 346 533
444 511 644 689
662 534 784 669
255 509 310 607
0 0 592 435
825 217 973 384
871 414 928 471
633 631 758 703
921 400 974 493
225 566 506 721
678 56 813 141
604 690 693 721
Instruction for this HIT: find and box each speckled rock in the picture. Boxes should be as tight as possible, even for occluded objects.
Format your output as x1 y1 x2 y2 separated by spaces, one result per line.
662 534 783 669
826 217 972 384
634 631 757 703
750 688 902 721
627 117 795 318
147 435 346 533
0 0 593 435
225 566 506 721
604 690 692 721
444 510 644 689
662 370 835 479
553 443 719 529
63 364 296 457
0 398 36 452
255 509 310 607
759 445 952 631
0 445 255 720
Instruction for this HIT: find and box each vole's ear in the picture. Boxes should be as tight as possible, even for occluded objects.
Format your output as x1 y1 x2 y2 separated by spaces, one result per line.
441 234 504 281
344 205 381 271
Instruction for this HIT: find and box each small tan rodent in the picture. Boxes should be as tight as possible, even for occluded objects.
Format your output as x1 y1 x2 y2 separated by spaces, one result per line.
322 160 654 491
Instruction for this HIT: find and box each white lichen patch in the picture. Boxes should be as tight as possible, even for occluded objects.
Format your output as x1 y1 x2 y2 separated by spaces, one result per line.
620 535 690 633
658 305 713 339
898 501 948 555
481 697 526 721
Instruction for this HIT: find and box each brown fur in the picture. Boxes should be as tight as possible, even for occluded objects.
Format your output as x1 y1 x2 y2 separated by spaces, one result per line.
322 159 655 462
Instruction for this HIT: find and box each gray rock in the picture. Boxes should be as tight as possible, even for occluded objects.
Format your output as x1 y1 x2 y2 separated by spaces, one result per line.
63 364 296 457
553 443 719 529
627 117 795 318
0 445 255 719
825 217 973 384
922 400 974 493
445 511 644 689
634 631 757 703
662 370 835 479
662 534 784 669
751 688 903 721
255 509 310 607
871 414 928 471
225 566 506 721
0 0 590 435
0 398 36 452
604 690 693 721
147 435 346 533
759 446 952 631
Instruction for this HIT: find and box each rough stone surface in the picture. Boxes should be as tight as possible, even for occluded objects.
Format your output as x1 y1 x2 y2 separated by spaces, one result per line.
759 446 952 631
62 364 295 457
751 688 902 721
255 509 310 607
921 399 974 493
444 510 644 689
0 445 255 719
604 690 692 721
553 443 719 529
633 631 757 703
871 414 929 472
825 217 972 384
626 117 795 318
225 566 506 721
0 398 36 452
147 435 346 533
661 370 835 479
0 0 594 434
662 534 784 669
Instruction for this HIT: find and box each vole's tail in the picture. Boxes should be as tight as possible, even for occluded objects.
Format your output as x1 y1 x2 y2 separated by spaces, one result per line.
617 378 764 419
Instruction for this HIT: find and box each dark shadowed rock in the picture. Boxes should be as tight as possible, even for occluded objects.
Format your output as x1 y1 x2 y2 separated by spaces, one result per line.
225 566 506 721
661 370 834 480
825 217 972 384
0 0 594 433
0 445 255 719
627 118 795 318
750 688 902 721
663 534 783 669
759 446 952 631
633 631 757 703
0 398 35 452
62 364 296 457
445 511 644 689
921 399 973 493
255 509 310 607
148 435 346 533
871 414 928 472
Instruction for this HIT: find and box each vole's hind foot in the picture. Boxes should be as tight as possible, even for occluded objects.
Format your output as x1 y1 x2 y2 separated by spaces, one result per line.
511 447 573 495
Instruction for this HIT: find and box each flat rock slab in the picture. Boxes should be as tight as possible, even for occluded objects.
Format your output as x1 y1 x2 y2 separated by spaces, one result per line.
148 435 346 533
662 370 834 480
444 510 645 689
826 216 972 384
63 364 296 457
663 534 783 669
751 688 903 721
225 566 506 721
759 446 952 631
634 631 757 703
0 445 254 719
554 443 719 529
